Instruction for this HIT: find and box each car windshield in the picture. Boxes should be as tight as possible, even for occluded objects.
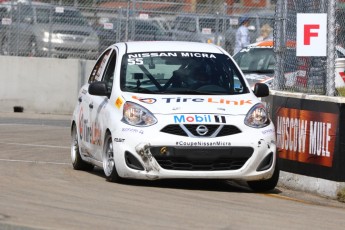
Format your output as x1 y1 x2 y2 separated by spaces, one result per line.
120 52 248 95
233 47 275 74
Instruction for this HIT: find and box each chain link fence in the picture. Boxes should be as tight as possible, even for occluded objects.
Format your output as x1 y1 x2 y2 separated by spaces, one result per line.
0 0 276 59
273 0 344 96
1 0 344 96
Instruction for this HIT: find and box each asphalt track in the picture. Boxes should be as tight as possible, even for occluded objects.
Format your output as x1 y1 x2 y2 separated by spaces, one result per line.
1 112 345 230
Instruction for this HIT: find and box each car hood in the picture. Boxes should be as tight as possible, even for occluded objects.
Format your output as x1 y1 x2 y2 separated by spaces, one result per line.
121 92 259 115
39 24 96 35
243 73 274 88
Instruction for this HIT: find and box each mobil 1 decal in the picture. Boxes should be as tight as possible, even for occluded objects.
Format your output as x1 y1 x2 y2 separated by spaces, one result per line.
174 114 226 124
276 107 338 167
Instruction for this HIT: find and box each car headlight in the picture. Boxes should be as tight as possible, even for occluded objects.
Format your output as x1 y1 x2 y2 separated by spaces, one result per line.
43 32 63 43
244 103 269 128
122 102 157 127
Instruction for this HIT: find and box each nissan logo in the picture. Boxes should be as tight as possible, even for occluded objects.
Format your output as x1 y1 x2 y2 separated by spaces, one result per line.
196 125 208 136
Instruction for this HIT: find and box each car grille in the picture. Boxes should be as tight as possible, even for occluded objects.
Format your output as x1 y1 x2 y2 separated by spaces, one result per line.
160 124 241 137
62 36 85 42
150 146 253 171
53 30 90 36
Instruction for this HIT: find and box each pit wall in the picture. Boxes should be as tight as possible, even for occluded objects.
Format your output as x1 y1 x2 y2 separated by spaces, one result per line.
0 56 95 114
264 90 345 198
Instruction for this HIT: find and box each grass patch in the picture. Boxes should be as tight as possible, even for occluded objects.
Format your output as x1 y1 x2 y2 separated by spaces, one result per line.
336 87 345 96
337 188 345 203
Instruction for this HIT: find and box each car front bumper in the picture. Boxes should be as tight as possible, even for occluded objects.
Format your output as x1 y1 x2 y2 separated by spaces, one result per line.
111 123 277 181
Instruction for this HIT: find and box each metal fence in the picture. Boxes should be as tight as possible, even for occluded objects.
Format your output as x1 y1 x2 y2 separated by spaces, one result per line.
273 0 344 96
1 0 344 96
0 0 276 59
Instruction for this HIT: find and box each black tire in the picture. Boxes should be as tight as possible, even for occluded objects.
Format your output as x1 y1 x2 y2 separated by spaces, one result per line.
29 38 38 57
71 124 94 171
247 161 280 193
1 36 10 55
102 132 121 182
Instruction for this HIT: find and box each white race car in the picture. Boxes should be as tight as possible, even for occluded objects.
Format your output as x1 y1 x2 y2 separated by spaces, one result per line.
71 41 279 192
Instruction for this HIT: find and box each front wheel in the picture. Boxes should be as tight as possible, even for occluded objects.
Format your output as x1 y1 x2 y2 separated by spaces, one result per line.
247 161 280 193
103 132 121 182
71 124 94 171
29 38 38 57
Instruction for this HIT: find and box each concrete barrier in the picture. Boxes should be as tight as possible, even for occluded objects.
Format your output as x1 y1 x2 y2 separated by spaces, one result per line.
0 56 95 114
264 90 345 199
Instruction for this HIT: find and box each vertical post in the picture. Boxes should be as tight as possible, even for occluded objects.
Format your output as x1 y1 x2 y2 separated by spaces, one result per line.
117 8 122 43
273 0 285 90
131 0 136 41
326 0 336 96
215 12 219 46
125 0 130 42
8 0 14 55
48 5 53 57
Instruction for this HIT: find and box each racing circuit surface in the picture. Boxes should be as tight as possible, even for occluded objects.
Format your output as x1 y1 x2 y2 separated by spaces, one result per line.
1 112 345 230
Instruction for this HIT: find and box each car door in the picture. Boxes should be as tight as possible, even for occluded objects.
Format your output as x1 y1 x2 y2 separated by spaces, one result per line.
88 48 117 161
78 49 112 157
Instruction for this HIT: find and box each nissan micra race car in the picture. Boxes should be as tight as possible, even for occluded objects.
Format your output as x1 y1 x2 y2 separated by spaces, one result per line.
71 41 279 192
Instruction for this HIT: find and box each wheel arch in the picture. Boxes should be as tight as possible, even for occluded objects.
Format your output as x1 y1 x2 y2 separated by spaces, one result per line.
71 120 76 133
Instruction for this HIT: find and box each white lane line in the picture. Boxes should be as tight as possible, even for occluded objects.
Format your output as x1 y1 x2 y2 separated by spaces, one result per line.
0 158 70 165
0 142 69 149
0 123 67 127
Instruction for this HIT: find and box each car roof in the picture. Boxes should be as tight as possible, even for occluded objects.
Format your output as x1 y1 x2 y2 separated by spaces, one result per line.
246 40 274 48
117 41 226 54
245 40 297 49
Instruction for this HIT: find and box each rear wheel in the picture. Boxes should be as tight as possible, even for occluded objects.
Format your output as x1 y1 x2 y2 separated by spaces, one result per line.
71 124 94 171
103 132 121 182
247 161 280 193
1 36 10 55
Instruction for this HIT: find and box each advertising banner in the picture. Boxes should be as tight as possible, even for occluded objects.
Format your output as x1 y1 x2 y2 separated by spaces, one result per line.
276 108 337 167
264 95 345 181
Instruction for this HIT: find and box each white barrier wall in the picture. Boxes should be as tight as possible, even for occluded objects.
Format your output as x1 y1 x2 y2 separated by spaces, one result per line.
0 56 95 114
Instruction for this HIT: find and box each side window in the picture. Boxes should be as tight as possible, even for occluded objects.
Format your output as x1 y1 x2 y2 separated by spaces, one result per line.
102 51 117 93
0 7 7 19
177 17 196 32
16 5 34 23
88 49 112 83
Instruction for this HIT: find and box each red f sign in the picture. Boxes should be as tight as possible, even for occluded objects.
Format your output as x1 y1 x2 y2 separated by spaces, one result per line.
304 24 320 45
297 14 327 56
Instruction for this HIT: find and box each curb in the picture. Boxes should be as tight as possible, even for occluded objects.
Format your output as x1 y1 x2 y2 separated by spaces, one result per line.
278 171 345 199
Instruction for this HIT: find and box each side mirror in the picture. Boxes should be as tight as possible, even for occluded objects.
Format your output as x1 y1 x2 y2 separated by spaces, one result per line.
88 81 110 97
253 83 269 97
